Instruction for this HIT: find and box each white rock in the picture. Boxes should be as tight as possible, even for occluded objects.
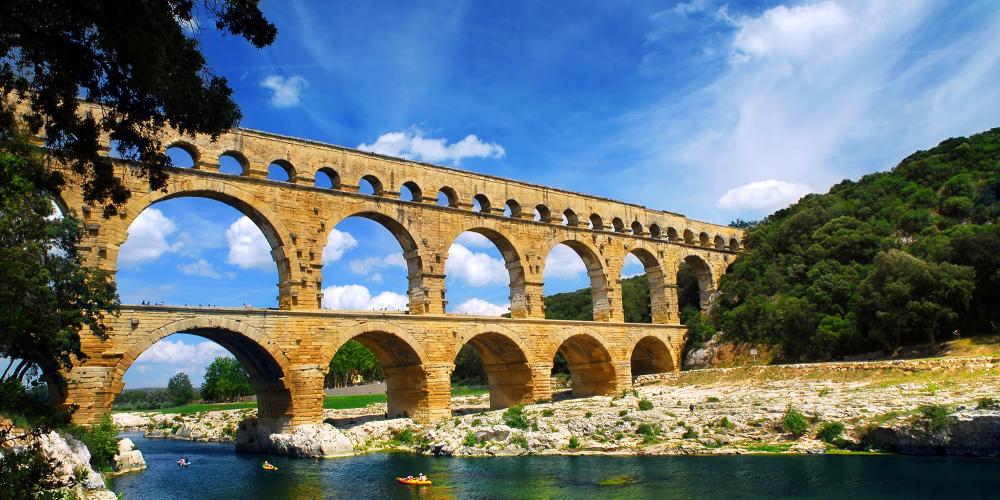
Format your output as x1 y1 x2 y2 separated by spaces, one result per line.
112 438 147 475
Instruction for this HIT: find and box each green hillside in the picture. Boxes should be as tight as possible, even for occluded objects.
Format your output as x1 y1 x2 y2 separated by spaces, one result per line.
714 128 1000 360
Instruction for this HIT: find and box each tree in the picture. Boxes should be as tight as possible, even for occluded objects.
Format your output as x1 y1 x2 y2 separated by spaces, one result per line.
325 340 382 388
200 357 251 402
0 0 278 216
166 372 195 407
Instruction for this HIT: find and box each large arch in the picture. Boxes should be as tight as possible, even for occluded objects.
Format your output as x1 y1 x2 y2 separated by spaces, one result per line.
320 322 430 419
620 247 670 324
550 332 617 397
629 335 676 377
442 224 529 317
542 238 612 321
112 316 293 427
453 326 533 409
681 253 715 313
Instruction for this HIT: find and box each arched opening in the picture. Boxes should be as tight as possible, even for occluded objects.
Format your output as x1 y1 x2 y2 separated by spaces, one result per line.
315 167 341 189
166 143 197 168
445 229 520 318
699 232 711 247
714 235 726 250
630 336 674 377
219 151 248 176
327 331 427 419
114 328 290 430
667 227 679 241
631 221 644 236
683 229 695 245
620 249 667 324
679 255 714 319
534 204 552 223
472 194 492 214
267 160 294 182
562 209 578 226
400 181 422 202
359 175 383 196
611 217 625 233
116 197 283 308
649 224 662 239
589 213 603 231
552 334 616 398
542 241 609 321
320 212 421 313
437 187 458 207
503 199 521 218
452 333 531 409
729 238 740 251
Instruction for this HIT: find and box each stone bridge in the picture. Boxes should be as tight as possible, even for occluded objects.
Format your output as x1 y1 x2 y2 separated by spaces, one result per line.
52 113 744 431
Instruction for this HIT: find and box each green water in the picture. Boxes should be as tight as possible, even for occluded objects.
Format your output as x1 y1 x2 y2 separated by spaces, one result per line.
110 434 1000 499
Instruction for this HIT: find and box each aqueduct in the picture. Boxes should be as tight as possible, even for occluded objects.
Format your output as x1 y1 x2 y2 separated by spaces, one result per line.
51 109 744 432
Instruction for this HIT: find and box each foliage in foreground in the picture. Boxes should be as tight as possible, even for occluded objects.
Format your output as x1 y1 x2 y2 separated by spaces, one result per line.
69 412 119 469
782 407 809 437
0 426 60 498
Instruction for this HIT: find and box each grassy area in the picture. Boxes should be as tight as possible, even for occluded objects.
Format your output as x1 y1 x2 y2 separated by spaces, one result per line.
121 386 488 415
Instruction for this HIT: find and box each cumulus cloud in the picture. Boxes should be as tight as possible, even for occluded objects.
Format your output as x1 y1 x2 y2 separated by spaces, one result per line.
717 179 812 211
445 243 508 287
134 339 228 364
622 253 645 278
543 244 587 280
119 208 183 266
323 228 359 263
730 1 850 63
349 253 406 275
358 127 505 164
454 231 494 248
452 298 510 316
260 75 308 108
225 217 273 271
178 259 230 279
321 284 408 311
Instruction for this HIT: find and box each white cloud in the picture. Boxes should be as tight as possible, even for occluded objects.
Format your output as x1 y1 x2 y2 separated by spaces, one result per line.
119 208 183 266
445 243 508 287
452 298 510 316
717 179 812 211
349 253 406 275
323 228 358 264
622 253 645 278
321 284 408 311
730 1 850 63
358 127 505 164
454 231 494 248
225 217 273 271
260 75 308 108
543 244 587 280
134 339 228 364
178 259 230 279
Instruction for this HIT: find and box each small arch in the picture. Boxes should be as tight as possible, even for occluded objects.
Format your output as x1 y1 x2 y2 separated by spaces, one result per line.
631 221 644 236
683 229 695 244
699 232 711 247
714 235 726 250
472 194 492 214
562 209 578 226
611 217 626 233
630 336 675 377
648 224 661 239
437 187 458 207
315 167 341 189
553 333 616 398
401 181 422 202
359 175 384 196
267 160 295 182
219 151 249 176
666 227 679 241
589 213 603 231
681 254 715 314
729 238 740 251
503 199 521 218
454 331 532 409
534 204 552 223
165 142 198 168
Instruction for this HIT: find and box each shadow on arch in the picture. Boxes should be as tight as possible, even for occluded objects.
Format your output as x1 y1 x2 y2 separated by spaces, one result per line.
453 331 533 409
630 336 675 377
552 333 616 398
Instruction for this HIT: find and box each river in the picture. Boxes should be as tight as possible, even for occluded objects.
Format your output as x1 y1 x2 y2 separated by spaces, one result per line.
109 433 999 499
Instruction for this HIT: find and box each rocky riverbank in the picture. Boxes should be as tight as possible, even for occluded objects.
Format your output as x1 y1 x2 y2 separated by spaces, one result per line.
113 356 1000 458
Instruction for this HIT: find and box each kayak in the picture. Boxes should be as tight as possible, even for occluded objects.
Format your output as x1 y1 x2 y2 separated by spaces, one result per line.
263 464 278 471
396 477 432 486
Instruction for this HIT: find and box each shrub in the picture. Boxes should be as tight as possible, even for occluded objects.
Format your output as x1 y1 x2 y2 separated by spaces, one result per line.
584 411 593 418
782 407 809 437
0 428 59 497
636 422 661 444
471 418 482 427
977 397 999 410
917 404 953 433
638 399 653 411
682 425 699 439
510 434 529 449
503 405 528 429
74 413 119 468
390 428 415 446
542 408 555 417
568 436 581 449
463 432 477 447
619 410 628 417
715 416 735 430
816 421 845 444
705 396 720 403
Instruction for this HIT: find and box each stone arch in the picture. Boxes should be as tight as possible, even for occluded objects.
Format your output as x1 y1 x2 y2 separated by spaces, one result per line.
112 316 293 426
443 224 529 317
699 232 711 247
550 331 617 397
589 213 604 231
714 235 726 250
453 325 533 408
504 199 521 218
534 204 552 223
164 140 200 167
729 237 740 251
473 193 492 213
542 238 612 321
562 208 579 226
322 321 430 419
683 229 695 244
648 224 661 239
316 167 341 189
681 252 716 313
611 217 625 233
620 247 669 324
359 174 384 196
267 159 296 182
631 220 644 236
666 227 679 241
117 183 300 308
438 186 459 207
219 150 250 176
629 335 676 377
401 181 423 202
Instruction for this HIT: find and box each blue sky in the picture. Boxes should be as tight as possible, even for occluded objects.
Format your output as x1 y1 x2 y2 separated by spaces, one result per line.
116 0 1000 388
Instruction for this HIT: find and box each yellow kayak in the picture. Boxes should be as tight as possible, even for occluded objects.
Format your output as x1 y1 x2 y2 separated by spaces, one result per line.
263 464 278 471
396 477 431 486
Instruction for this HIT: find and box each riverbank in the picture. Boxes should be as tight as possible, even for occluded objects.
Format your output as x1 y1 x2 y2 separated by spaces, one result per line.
113 356 1000 458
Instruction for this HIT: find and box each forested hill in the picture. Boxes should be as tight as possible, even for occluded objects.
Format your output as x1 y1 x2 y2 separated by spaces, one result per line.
713 128 1000 360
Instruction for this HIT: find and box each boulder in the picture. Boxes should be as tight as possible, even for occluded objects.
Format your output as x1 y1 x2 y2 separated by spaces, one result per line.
867 410 1000 456
36 430 106 491
236 418 353 457
112 438 147 475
